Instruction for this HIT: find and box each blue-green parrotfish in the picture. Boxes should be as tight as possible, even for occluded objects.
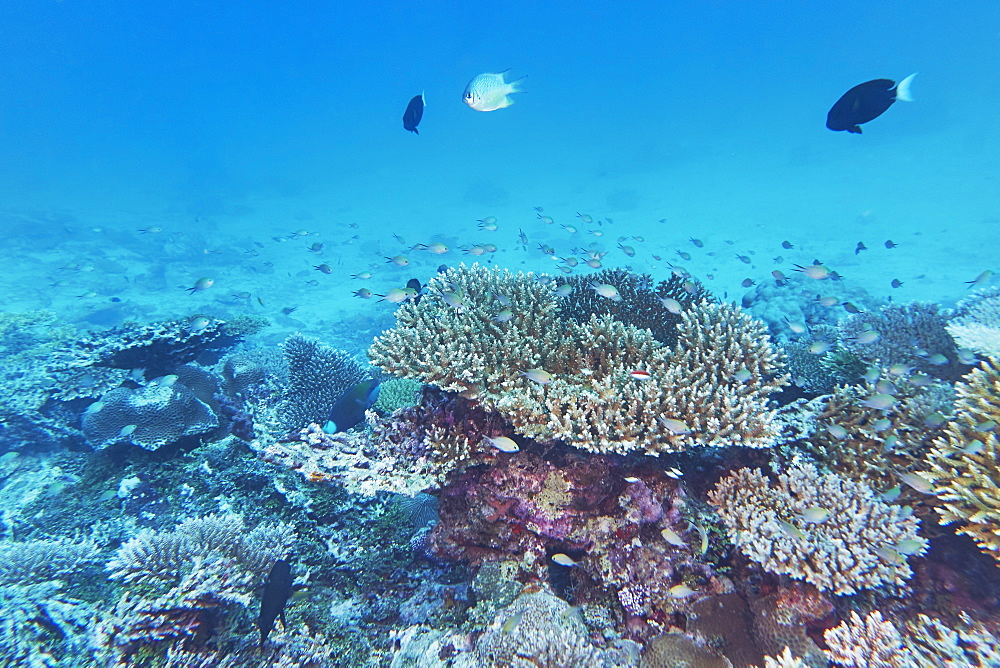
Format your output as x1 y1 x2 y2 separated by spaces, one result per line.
324 379 381 433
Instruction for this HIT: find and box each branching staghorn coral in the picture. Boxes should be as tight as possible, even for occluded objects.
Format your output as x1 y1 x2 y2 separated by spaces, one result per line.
370 264 786 456
708 463 926 595
924 357 1000 561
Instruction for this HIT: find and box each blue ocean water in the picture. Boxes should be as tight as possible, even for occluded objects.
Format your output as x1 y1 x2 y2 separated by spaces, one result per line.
1 1 999 665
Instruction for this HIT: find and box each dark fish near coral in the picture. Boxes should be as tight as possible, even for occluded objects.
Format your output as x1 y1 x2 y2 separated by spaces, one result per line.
258 559 293 650
407 278 424 304
403 93 425 134
826 74 916 133
324 379 381 433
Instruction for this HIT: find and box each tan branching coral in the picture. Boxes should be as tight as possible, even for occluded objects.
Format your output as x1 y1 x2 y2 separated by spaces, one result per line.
924 356 1000 561
370 264 786 455
708 463 926 594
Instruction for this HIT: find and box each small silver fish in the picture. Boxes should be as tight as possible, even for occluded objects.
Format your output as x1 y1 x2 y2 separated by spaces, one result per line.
463 71 525 112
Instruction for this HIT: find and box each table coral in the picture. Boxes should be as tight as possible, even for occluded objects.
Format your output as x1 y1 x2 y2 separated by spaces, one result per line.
708 462 926 595
925 357 1000 561
370 264 787 456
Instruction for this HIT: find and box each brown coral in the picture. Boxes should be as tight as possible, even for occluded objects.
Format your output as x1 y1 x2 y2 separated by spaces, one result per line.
924 356 1000 561
708 463 926 595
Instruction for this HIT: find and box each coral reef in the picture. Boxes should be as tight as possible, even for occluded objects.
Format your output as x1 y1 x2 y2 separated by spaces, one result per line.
81 378 219 450
0 535 102 667
925 356 1000 561
277 333 373 430
425 447 725 637
370 264 787 455
640 632 732 667
748 586 830 668
475 588 623 667
708 462 926 594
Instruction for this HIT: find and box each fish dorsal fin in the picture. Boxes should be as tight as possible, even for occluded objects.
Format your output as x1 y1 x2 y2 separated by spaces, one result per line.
895 73 917 102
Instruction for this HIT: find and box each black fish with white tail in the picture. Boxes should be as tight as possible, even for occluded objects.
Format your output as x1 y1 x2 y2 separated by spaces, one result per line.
324 379 381 433
826 74 916 133
258 559 293 650
403 93 425 134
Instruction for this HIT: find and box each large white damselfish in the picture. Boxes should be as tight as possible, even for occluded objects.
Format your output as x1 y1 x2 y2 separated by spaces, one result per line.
462 71 525 112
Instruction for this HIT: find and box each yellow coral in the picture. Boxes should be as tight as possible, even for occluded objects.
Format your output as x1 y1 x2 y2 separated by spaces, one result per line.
924 356 1000 560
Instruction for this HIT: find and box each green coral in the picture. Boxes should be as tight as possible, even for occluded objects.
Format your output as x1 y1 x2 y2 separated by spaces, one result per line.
374 378 423 414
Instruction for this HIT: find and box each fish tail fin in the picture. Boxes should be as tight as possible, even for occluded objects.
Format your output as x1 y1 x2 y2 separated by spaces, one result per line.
508 75 527 93
895 73 917 102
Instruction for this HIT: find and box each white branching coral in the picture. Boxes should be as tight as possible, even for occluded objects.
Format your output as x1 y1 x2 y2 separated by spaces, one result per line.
708 463 926 595
947 288 1000 357
824 610 908 667
820 610 1000 668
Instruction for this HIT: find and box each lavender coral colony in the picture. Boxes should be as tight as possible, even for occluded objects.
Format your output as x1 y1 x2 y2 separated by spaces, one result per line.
5 264 1000 667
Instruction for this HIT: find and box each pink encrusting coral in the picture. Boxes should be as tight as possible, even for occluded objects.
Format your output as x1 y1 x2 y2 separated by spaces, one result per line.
426 448 723 637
